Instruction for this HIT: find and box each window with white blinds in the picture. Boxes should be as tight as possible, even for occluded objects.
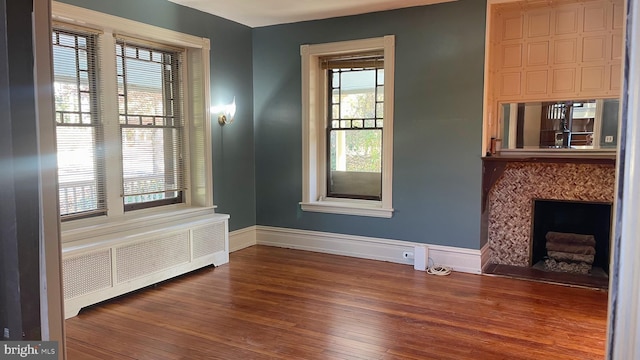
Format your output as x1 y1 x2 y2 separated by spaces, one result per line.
52 25 190 220
116 40 184 210
52 29 106 219
51 5 212 231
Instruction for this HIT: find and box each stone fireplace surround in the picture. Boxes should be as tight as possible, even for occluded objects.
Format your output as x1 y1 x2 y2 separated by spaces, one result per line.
482 156 616 269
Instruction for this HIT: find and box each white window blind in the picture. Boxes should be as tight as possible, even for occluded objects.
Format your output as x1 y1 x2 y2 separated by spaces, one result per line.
52 28 106 219
320 51 384 70
116 39 185 210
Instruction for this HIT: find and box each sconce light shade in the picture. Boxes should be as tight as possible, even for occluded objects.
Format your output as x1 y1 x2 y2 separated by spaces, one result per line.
217 97 236 126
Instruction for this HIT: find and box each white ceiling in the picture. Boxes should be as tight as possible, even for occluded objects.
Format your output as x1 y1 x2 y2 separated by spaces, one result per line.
168 0 456 28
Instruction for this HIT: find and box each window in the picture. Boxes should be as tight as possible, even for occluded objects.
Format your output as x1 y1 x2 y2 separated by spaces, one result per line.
52 29 105 219
116 41 184 210
52 3 212 231
326 55 384 200
300 36 395 218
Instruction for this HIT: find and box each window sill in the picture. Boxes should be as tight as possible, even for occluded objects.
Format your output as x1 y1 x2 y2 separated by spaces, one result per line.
300 200 394 218
61 205 225 245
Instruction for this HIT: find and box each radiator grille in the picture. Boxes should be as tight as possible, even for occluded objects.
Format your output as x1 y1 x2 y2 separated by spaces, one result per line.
192 222 226 259
62 250 112 300
115 232 189 283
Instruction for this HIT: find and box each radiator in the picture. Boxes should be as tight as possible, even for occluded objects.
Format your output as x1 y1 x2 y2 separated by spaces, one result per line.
61 212 228 318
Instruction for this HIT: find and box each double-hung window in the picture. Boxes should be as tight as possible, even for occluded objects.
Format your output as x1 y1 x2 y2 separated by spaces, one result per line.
51 3 212 230
325 54 384 200
52 28 105 219
117 40 184 210
301 36 395 218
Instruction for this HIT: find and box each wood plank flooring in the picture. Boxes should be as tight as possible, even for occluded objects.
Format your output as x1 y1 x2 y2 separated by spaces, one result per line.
65 245 609 359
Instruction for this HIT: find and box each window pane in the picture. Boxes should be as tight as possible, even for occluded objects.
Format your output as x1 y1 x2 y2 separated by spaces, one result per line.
122 127 182 205
330 129 382 172
338 70 376 120
53 47 79 113
376 103 384 118
122 58 165 117
376 85 384 102
332 105 340 120
57 127 101 215
58 33 75 47
328 129 382 199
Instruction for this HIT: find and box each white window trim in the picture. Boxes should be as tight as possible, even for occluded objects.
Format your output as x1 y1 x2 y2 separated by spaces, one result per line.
52 2 214 240
300 35 395 218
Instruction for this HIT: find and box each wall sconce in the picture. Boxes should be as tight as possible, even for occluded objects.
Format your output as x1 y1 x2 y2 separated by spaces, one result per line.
212 97 236 126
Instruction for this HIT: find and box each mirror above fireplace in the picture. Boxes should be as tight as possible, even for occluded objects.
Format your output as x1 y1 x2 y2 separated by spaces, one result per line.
499 98 620 152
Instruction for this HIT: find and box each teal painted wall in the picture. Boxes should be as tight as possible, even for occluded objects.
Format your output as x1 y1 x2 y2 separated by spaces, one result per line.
253 0 486 249
58 0 256 231
57 0 487 249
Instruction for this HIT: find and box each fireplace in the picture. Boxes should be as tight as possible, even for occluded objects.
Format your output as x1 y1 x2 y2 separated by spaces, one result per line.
531 199 612 277
481 157 616 289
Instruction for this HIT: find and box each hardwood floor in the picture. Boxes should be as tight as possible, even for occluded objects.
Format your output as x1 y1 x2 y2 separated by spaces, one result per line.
65 246 609 359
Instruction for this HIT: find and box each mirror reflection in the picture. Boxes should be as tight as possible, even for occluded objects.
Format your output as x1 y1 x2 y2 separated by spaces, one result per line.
500 99 619 150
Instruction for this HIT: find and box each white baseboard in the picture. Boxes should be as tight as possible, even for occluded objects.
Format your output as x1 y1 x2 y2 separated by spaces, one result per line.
229 226 257 252
255 226 482 274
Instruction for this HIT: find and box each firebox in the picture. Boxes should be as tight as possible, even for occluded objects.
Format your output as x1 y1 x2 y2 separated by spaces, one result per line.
531 199 612 276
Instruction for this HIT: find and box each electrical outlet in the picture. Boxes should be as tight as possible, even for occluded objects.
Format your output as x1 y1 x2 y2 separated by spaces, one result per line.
605 135 614 143
3 327 9 339
402 251 414 259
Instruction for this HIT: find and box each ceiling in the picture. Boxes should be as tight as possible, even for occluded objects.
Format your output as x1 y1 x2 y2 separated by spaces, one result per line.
167 0 456 28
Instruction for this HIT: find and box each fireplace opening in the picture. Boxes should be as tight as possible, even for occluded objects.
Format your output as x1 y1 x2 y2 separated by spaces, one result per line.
531 199 612 278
